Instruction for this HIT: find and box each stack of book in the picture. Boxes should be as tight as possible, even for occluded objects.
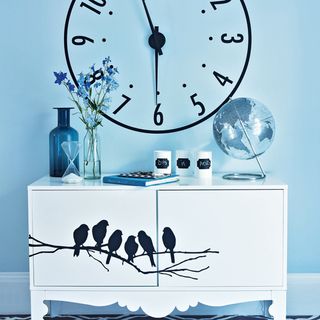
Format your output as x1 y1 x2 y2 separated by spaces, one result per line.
103 171 179 187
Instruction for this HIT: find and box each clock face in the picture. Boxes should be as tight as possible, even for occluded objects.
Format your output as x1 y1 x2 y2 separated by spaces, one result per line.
65 0 252 133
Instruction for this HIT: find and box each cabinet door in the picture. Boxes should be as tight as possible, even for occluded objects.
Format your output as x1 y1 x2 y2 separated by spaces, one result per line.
30 190 157 287
158 190 285 287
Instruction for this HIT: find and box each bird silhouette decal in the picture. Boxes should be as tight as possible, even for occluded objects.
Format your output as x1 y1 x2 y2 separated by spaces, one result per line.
138 230 156 267
124 235 139 263
30 219 220 281
106 229 122 264
73 224 90 257
92 220 109 253
162 227 176 263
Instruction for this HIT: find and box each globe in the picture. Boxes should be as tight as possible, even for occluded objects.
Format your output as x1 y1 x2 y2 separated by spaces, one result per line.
213 97 275 161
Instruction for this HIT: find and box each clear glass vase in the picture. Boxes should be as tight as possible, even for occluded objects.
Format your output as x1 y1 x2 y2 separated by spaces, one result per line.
83 128 101 179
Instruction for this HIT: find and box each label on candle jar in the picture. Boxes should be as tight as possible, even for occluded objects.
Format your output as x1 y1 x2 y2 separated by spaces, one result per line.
155 158 170 169
195 151 213 178
197 158 211 170
177 158 191 169
154 151 172 175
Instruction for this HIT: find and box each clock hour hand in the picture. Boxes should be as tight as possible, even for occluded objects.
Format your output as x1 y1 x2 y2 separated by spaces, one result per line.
141 0 166 55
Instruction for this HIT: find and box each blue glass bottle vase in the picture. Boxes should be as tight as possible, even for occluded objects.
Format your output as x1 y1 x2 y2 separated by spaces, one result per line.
49 107 79 177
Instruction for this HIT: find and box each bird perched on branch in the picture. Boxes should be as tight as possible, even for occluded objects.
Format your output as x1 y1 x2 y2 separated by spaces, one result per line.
138 230 156 267
92 220 109 253
106 229 122 264
73 224 90 257
162 227 176 263
124 235 139 263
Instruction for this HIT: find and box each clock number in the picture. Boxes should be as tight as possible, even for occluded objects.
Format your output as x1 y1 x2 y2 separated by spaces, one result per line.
210 0 231 10
80 0 107 15
113 94 132 115
72 35 94 46
190 93 205 116
154 103 164 126
221 33 244 44
213 71 233 86
90 69 103 85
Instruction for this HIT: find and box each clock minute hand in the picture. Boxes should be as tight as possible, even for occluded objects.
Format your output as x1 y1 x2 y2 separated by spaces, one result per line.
141 0 164 55
153 27 162 105
155 42 159 105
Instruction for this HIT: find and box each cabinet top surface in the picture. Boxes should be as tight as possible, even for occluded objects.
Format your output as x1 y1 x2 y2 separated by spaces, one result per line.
28 174 287 190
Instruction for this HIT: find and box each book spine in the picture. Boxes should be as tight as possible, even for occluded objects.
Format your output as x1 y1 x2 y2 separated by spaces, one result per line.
103 177 145 186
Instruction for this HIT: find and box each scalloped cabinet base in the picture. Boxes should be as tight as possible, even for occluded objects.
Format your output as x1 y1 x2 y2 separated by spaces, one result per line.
28 176 288 319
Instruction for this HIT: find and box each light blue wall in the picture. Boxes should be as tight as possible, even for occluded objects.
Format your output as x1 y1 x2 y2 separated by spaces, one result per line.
0 0 319 278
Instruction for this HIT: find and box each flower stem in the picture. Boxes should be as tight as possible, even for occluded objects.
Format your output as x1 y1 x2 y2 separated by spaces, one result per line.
84 128 100 179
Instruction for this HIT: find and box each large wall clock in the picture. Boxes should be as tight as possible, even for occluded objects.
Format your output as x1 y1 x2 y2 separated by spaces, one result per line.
65 0 252 134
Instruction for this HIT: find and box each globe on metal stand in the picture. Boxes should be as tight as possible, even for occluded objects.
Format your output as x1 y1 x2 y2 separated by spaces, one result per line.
213 97 275 181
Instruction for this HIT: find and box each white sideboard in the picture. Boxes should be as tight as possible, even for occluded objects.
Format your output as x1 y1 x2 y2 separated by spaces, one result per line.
28 175 287 319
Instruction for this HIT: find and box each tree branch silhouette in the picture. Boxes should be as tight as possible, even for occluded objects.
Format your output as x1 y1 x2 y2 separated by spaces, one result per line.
29 234 219 280
86 249 110 272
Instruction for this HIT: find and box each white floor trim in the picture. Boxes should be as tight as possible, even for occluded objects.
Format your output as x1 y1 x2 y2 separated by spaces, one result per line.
0 272 30 315
287 273 320 315
0 272 319 315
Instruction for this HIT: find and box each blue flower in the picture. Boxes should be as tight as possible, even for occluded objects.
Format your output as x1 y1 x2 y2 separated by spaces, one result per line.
54 71 67 85
103 97 112 104
77 86 88 98
85 114 97 127
109 78 119 91
78 73 86 86
84 80 91 91
107 66 115 75
104 75 113 84
82 74 91 91
54 57 119 129
83 97 92 107
103 56 111 66
101 105 109 113
67 81 75 92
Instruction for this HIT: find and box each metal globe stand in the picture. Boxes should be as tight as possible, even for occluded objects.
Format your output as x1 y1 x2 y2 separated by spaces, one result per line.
223 107 266 181
223 172 265 180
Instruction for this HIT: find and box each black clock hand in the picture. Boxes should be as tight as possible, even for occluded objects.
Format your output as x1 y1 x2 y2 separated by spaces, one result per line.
155 44 159 105
153 27 162 105
141 0 155 33
141 0 165 55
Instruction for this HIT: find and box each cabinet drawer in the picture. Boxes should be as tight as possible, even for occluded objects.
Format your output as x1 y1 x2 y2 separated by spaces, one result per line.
30 190 157 287
158 190 284 287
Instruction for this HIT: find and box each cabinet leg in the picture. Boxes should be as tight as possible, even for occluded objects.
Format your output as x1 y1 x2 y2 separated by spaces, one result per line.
269 291 286 320
31 291 48 320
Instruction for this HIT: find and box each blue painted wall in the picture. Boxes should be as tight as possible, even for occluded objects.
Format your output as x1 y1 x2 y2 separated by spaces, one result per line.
0 0 319 278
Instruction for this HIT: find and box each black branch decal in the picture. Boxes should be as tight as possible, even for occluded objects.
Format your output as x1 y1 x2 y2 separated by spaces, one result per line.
29 223 219 281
